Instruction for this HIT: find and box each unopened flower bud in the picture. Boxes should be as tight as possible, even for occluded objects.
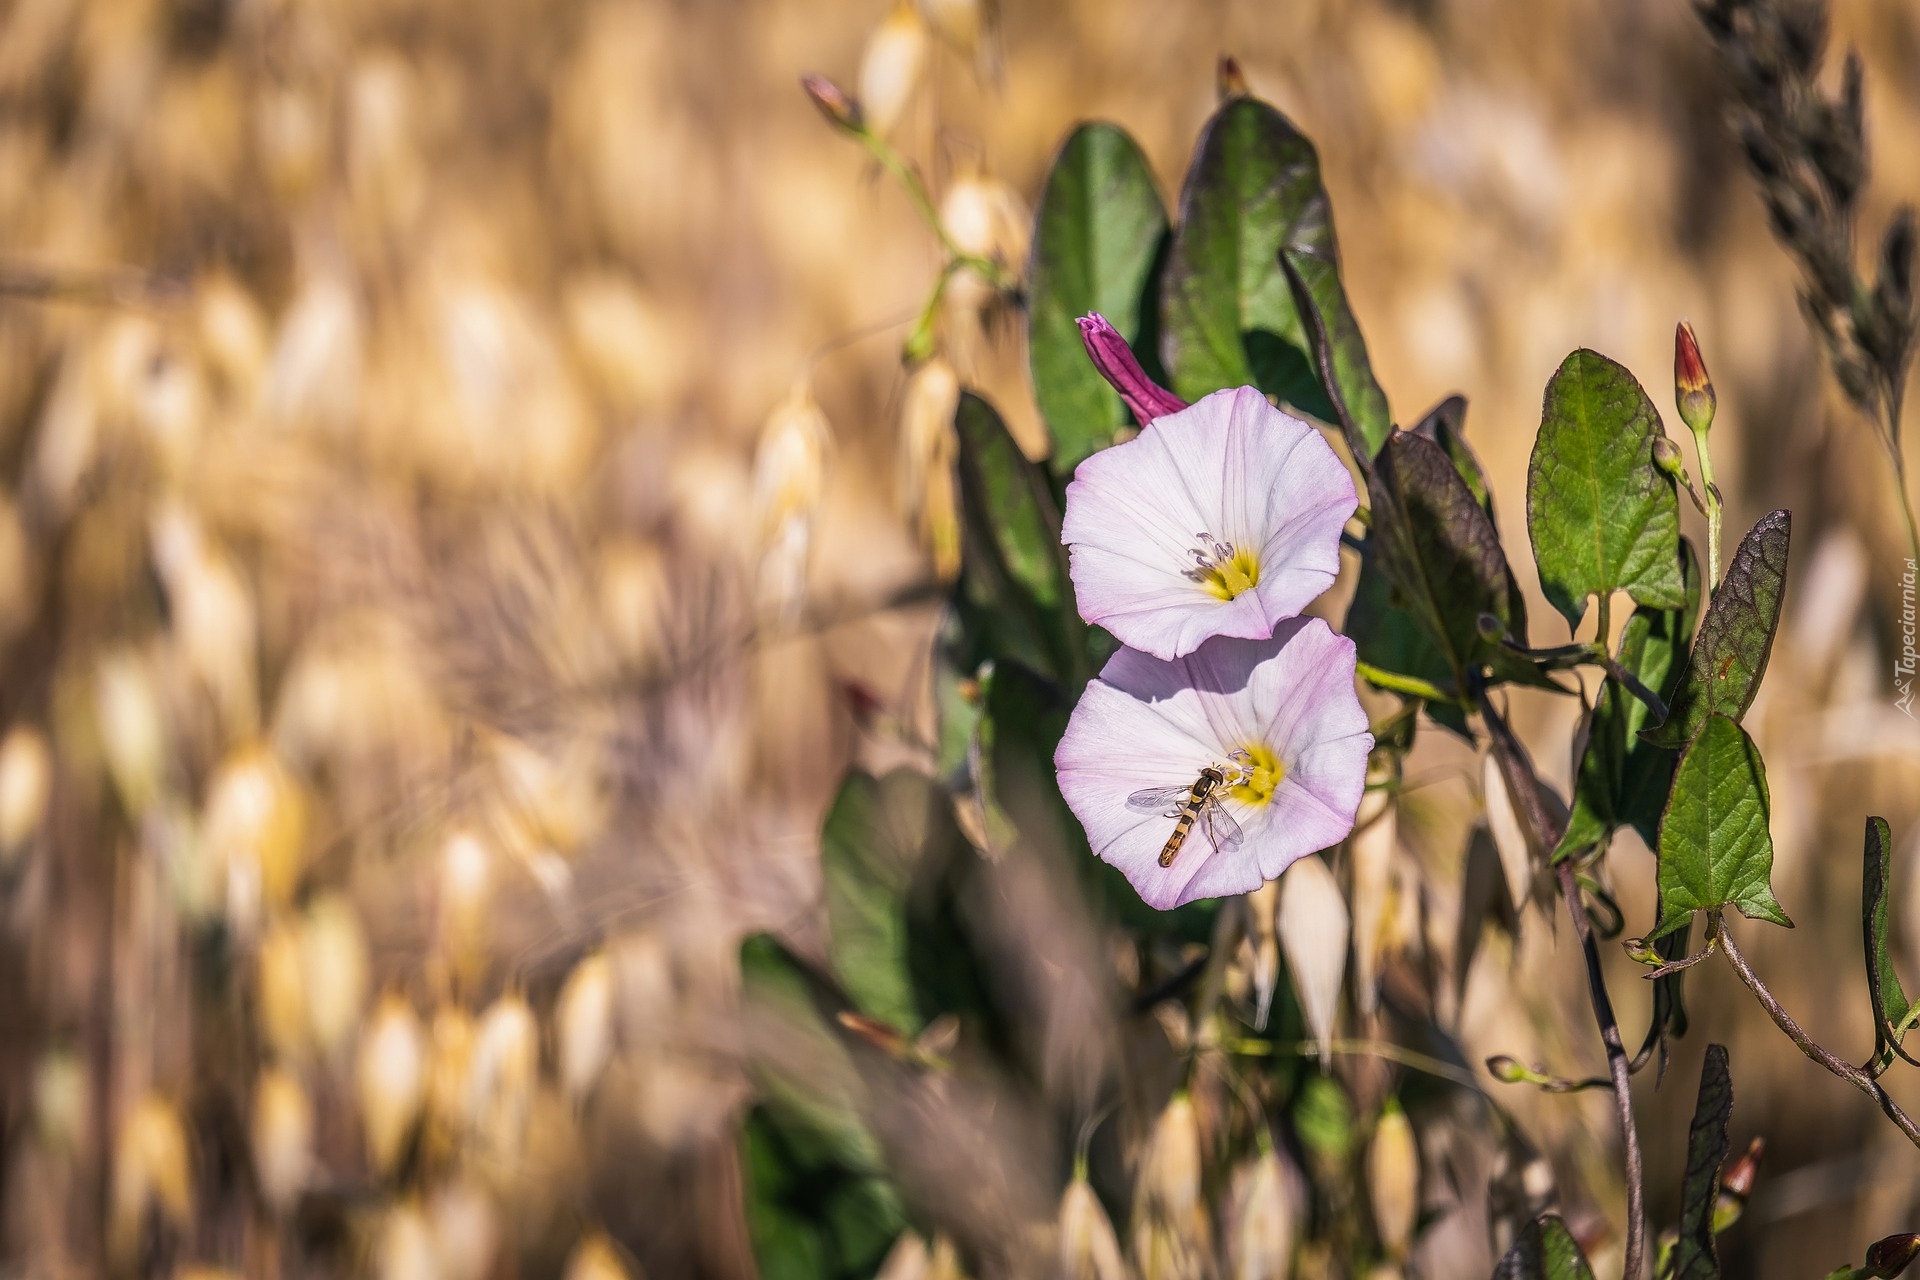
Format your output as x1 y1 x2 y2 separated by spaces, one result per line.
205 744 308 930
357 994 427 1174
258 921 309 1059
563 1231 634 1280
899 356 962 578
1278 854 1348 1064
1367 1101 1419 1258
468 994 538 1157
1623 935 1663 967
437 829 494 981
1869 1234 1920 1279
1712 1135 1763 1233
858 4 927 138
1226 1152 1296 1280
1720 1135 1764 1200
34 1048 87 1153
96 651 165 817
1077 313 1186 427
1132 1094 1209 1272
1485 1054 1530 1084
1218 55 1251 101
1057 1177 1127 1280
801 75 864 133
754 379 833 623
557 951 615 1102
1674 321 1716 437
251 1066 314 1214
429 1180 501 1280
1651 434 1686 479
0 725 49 864
302 894 369 1055
376 1200 438 1280
110 1095 193 1265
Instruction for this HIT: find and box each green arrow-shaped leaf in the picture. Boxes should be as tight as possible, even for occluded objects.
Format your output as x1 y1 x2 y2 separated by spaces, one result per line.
1367 429 1513 690
1159 94 1339 421
952 392 1082 682
1556 539 1701 861
820 769 970 1034
1864 816 1920 1067
1279 244 1392 460
1027 122 1170 472
1526 350 1688 632
1669 1043 1734 1280
1643 510 1791 749
1493 1214 1597 1280
1653 714 1790 940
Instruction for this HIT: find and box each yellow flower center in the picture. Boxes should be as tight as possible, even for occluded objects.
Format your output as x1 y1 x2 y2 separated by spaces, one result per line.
1227 744 1284 806
1185 533 1261 601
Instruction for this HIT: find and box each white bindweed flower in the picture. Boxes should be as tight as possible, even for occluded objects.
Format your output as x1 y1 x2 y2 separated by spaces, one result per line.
1054 619 1372 909
1061 385 1357 661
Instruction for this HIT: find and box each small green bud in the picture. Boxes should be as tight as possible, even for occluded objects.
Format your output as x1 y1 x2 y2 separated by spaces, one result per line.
1623 935 1663 967
1475 612 1505 642
1485 1055 1529 1084
1652 435 1685 478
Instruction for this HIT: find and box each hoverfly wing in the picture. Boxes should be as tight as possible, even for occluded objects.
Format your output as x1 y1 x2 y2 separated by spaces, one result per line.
1201 796 1245 853
1127 784 1192 815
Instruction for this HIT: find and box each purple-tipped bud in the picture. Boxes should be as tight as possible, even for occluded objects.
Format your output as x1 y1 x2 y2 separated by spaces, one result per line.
1077 313 1187 427
801 75 864 134
1868 1234 1920 1279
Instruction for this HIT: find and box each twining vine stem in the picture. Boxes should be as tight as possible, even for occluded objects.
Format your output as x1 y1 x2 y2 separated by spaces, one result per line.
1714 917 1920 1150
1474 688 1646 1280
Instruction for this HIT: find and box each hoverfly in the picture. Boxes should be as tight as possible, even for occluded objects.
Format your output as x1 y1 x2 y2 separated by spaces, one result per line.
1127 763 1246 868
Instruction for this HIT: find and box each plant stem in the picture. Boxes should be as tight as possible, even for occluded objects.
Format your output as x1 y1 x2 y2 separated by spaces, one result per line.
1691 422 1723 588
1556 859 1648 1280
1223 1037 1484 1094
1716 917 1920 1149
1891 439 1920 573
1354 662 1452 703
1475 689 1646 1280
854 130 1015 293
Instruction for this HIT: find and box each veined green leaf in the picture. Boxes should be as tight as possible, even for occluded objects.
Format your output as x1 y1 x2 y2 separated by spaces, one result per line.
1653 714 1790 939
1556 539 1701 861
1669 1043 1734 1280
1280 244 1391 460
1027 122 1170 472
1526 350 1688 632
1643 510 1791 749
1160 95 1339 420
1492 1214 1597 1280
821 770 964 1034
1864 817 1919 1067
1368 429 1512 690
952 393 1082 682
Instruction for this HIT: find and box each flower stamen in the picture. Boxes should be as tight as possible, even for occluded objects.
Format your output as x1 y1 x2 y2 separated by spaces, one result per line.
1184 532 1260 601
1227 744 1283 806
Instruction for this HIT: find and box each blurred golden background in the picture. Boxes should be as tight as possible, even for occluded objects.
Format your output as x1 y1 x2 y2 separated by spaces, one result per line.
1 0 1919 1276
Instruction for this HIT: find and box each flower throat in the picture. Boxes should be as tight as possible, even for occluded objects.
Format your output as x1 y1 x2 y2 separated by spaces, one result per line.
1184 532 1260 601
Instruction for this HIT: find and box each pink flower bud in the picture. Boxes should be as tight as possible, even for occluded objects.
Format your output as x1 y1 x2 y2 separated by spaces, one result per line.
1674 321 1716 436
800 75 863 133
1076 314 1186 427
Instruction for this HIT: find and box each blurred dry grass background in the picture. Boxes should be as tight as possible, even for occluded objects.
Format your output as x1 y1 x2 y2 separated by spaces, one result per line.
1 0 1919 1276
